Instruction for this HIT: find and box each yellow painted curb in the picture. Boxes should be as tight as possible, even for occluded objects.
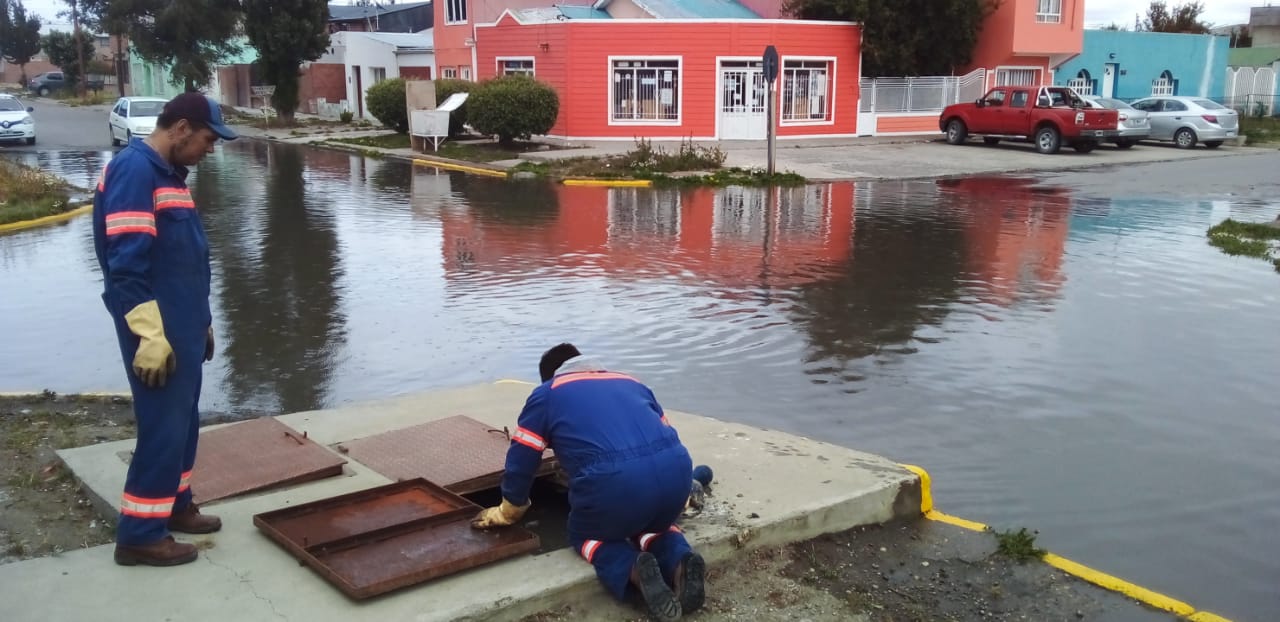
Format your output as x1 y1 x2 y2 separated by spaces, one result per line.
562 178 653 188
412 158 509 178
898 463 1233 622
0 203 92 234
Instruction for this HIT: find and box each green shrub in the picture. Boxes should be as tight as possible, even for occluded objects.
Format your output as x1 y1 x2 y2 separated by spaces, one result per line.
366 78 408 133
339 110 354 123
434 79 474 137
625 138 727 172
467 75 559 146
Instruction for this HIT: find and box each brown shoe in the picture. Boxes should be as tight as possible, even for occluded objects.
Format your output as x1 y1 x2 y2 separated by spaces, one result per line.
168 504 222 534
114 536 198 567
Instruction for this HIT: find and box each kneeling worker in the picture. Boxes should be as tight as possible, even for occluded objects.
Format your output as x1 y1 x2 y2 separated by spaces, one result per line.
472 343 706 621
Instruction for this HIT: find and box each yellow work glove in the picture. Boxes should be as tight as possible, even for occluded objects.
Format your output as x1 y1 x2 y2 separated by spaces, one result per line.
124 300 177 388
471 498 530 529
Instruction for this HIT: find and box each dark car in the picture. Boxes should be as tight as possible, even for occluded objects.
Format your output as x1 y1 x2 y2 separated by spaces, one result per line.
27 71 104 97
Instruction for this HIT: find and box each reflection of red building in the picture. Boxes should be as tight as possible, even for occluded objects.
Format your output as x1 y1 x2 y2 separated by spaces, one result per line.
939 177 1070 306
439 184 856 290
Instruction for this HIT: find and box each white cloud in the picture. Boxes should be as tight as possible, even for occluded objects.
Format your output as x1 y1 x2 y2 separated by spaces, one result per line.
1085 0 1258 29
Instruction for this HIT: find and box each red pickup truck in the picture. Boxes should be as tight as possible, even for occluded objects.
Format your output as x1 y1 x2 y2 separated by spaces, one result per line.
939 86 1121 154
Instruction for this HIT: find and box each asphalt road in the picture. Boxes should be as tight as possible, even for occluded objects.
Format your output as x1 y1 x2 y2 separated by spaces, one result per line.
0 94 117 152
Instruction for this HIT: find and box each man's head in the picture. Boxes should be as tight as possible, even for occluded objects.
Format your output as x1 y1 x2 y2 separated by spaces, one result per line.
151 92 237 167
539 343 581 383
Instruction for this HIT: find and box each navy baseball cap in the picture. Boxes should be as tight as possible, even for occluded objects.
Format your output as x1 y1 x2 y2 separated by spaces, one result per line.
163 92 237 140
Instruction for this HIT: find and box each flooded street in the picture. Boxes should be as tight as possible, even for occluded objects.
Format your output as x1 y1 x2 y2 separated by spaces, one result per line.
3 142 1279 620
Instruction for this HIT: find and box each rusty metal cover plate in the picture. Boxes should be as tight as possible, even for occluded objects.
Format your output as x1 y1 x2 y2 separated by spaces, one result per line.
335 415 558 495
189 417 347 506
253 478 540 599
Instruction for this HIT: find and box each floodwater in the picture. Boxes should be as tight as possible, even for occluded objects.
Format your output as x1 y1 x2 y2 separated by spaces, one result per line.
2 142 1278 620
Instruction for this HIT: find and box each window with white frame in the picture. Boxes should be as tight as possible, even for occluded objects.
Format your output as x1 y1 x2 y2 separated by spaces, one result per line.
461 67 472 81
499 58 535 77
1036 0 1061 23
446 0 467 23
611 59 680 123
995 68 1040 87
781 59 832 122
1151 70 1175 96
442 67 457 79
1067 69 1093 95
371 67 387 84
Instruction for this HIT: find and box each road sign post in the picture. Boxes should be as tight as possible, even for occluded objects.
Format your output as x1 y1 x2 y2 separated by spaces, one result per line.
762 46 779 176
252 85 277 127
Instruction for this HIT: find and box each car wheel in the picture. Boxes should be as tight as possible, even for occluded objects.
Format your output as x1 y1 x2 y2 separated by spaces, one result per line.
1114 140 1136 149
983 137 1000 146
110 125 121 147
1204 141 1223 149
1034 125 1061 154
1073 141 1097 154
945 119 968 145
38 87 49 97
1174 128 1197 149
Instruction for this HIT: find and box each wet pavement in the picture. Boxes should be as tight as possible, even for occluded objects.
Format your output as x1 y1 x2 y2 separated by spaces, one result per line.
2 140 1279 620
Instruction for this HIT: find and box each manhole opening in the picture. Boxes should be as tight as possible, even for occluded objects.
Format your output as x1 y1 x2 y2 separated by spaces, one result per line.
463 478 571 554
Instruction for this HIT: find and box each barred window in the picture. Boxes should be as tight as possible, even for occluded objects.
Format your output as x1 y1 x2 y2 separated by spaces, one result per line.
781 60 831 122
1151 70 1175 96
446 0 467 23
611 59 680 123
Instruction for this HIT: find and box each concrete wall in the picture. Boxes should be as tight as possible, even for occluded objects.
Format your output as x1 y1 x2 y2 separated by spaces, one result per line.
1055 30 1230 100
335 32 436 120
1251 6 1280 47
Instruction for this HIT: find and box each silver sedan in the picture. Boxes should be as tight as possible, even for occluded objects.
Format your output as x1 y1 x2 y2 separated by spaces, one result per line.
1083 96 1150 149
1129 96 1238 149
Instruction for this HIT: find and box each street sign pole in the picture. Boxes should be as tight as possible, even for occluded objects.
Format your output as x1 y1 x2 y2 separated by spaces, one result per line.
762 46 779 177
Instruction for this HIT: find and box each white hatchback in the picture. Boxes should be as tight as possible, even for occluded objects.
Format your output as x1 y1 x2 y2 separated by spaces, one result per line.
0 94 36 145
109 97 168 146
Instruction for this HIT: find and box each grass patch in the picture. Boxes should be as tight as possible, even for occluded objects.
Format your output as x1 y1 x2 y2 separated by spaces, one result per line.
993 527 1046 563
0 160 74 225
1207 218 1280 272
512 138 807 186
329 133 412 150
55 91 108 107
1241 116 1280 146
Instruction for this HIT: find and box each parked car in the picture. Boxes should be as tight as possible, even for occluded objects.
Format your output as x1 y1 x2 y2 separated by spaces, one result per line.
1081 96 1149 149
0 94 36 145
940 85 1121 154
109 96 167 146
1128 96 1237 149
27 71 105 97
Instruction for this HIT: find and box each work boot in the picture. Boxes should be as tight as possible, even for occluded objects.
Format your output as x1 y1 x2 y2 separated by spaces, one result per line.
630 552 681 622
168 504 222 534
673 552 706 613
114 536 198 567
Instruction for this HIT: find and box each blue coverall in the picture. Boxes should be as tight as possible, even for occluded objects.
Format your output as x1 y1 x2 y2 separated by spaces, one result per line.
501 360 694 600
93 137 211 547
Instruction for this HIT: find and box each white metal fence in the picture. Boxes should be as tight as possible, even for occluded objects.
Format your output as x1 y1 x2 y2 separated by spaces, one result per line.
1225 66 1278 116
858 69 986 113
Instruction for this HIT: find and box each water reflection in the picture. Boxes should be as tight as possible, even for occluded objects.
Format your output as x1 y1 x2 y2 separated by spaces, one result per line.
197 143 347 414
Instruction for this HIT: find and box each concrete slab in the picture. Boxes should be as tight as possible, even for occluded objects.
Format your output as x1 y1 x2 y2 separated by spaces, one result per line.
15 381 918 622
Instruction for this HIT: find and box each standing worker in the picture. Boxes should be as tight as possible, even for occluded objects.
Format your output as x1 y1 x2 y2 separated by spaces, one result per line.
93 92 238 567
472 343 706 621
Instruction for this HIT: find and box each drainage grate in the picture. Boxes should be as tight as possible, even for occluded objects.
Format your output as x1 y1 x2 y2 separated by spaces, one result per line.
335 415 558 494
254 478 540 599
186 417 347 505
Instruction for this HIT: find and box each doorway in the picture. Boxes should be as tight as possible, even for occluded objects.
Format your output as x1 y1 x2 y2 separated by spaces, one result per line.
719 61 767 140
1102 63 1118 98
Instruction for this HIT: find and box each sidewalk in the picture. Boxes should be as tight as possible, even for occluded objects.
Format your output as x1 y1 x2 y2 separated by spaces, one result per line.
0 381 919 622
226 108 1262 183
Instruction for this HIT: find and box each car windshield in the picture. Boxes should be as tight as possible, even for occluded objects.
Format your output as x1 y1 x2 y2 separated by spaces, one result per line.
1098 98 1133 109
130 101 165 117
1193 99 1227 110
0 98 24 112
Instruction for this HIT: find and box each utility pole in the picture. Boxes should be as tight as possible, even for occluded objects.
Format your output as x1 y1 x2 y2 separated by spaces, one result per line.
72 0 87 98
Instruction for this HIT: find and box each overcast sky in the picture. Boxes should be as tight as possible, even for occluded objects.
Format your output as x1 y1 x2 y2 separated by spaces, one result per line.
12 0 1268 31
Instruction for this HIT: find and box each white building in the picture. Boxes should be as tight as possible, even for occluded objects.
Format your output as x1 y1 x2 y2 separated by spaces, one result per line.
323 30 435 121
